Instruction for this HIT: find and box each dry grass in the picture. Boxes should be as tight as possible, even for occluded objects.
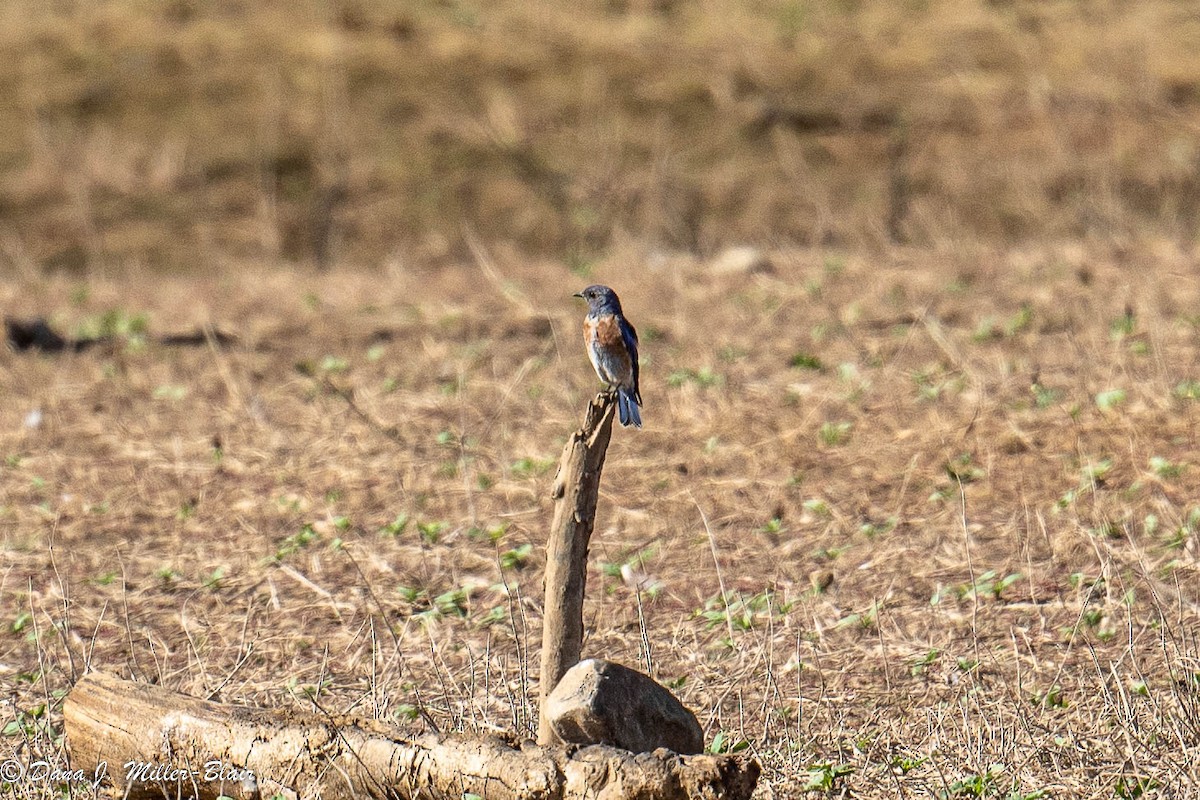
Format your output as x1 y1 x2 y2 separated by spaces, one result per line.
3 0 1200 271
3 242 1200 797
5 1 1200 796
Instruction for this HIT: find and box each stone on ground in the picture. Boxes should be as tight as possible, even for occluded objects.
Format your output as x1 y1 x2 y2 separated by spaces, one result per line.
545 658 704 754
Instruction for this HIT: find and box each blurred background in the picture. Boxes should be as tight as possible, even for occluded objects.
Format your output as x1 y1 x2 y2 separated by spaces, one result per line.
3 0 1199 275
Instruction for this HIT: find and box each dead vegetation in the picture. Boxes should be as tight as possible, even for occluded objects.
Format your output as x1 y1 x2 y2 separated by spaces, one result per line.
3 0 1200 270
3 242 1200 797
4 2 1200 797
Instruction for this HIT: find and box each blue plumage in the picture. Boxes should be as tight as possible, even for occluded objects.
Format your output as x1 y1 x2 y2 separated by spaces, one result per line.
575 285 643 429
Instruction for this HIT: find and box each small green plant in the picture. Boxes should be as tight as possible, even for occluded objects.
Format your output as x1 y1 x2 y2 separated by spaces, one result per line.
943 765 1005 798
890 753 927 774
858 517 897 538
1173 379 1200 401
381 513 410 537
937 569 1023 603
153 384 188 401
1115 776 1158 798
802 497 831 517
393 703 419 722
467 522 509 542
155 567 181 585
837 361 871 401
833 601 879 630
1081 457 1113 484
511 457 554 478
499 543 533 570
275 524 320 561
417 521 448 544
910 649 939 676
1031 381 1058 408
1031 685 1068 709
707 731 751 755
760 517 785 535
600 545 659 583
10 611 32 634
428 587 469 619
789 352 823 370
77 309 149 348
944 453 984 483
1109 309 1136 340
697 590 792 631
1004 304 1033 336
319 355 348 373
802 762 854 792
818 421 851 446
989 571 1023 599
718 345 748 363
976 305 1034 340
1148 456 1183 479
92 570 118 586
2 702 55 739
972 317 1000 342
1095 388 1126 410
912 366 963 401
1167 508 1200 550
203 567 225 590
667 367 722 388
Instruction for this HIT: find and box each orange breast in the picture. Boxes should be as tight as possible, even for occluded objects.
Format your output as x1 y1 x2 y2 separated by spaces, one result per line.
593 315 624 347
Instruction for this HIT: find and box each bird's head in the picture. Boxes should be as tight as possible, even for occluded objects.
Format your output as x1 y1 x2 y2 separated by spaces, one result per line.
573 285 622 314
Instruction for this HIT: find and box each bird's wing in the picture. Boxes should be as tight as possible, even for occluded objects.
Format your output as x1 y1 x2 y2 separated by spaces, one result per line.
619 317 641 404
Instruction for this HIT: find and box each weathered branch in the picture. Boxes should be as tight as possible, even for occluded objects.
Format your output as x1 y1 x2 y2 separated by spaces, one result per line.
64 672 759 800
539 391 617 745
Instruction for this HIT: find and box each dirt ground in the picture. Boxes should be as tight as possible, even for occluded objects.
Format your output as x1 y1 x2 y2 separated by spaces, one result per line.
5 1 1200 796
3 241 1200 797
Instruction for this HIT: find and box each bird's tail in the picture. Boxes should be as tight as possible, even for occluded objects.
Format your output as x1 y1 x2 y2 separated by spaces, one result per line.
617 388 642 428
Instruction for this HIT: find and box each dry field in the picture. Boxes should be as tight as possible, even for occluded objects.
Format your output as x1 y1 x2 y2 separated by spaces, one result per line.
5 0 1200 797
4 241 1200 798
3 0 1200 270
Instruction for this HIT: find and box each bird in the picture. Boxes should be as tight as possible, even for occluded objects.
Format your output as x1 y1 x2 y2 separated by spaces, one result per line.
574 284 643 428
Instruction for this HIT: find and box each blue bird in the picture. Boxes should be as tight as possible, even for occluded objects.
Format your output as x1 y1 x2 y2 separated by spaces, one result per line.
574 285 643 428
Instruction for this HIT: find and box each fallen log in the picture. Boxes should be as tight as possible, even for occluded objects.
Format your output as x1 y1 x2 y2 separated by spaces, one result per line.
64 672 760 800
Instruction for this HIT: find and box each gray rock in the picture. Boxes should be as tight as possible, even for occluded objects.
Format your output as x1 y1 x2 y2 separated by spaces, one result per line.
545 658 704 754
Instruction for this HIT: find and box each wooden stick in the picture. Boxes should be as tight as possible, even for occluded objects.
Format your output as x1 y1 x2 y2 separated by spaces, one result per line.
538 391 617 745
63 672 759 800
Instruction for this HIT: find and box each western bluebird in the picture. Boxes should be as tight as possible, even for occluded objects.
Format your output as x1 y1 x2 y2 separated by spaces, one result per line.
574 284 643 428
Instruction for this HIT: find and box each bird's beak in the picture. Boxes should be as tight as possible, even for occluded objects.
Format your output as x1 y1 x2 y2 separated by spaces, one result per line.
572 292 584 299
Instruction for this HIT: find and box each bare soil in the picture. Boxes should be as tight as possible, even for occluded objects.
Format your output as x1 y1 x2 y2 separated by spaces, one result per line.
3 242 1200 797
